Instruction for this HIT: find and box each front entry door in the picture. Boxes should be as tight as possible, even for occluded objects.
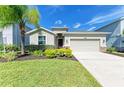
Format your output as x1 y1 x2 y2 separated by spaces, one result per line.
58 39 63 48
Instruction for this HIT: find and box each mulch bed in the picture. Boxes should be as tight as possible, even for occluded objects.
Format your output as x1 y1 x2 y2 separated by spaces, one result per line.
0 54 78 63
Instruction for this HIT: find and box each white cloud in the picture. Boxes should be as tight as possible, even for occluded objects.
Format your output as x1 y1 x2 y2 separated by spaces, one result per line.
48 5 63 15
55 20 62 25
86 6 124 25
73 23 81 28
87 27 96 31
63 25 67 27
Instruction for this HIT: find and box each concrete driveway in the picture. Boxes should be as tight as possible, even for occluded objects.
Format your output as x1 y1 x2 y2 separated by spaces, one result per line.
73 52 124 87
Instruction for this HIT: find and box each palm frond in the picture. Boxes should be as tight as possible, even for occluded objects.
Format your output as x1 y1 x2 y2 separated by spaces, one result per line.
23 7 40 28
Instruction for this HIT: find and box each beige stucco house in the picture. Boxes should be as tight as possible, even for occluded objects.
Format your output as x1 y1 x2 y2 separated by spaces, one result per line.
26 27 109 52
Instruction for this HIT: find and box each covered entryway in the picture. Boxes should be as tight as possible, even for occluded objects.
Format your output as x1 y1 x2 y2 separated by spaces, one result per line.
70 39 100 52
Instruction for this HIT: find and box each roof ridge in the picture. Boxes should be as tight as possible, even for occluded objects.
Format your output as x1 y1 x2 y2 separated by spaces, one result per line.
95 16 124 31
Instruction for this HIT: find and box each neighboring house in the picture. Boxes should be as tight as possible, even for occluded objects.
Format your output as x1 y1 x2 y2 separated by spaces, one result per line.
95 17 124 51
0 24 31 46
26 27 109 52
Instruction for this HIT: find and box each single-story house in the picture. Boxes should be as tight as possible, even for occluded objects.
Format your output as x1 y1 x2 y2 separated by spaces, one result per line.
26 27 109 52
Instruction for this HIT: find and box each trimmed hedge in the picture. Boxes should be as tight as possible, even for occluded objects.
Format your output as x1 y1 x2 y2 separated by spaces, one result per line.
44 49 57 58
44 48 73 58
25 45 56 52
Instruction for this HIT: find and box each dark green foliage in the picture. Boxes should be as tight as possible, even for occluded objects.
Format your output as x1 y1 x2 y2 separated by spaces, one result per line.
107 47 117 53
0 45 3 51
5 45 19 52
25 45 56 52
0 44 19 52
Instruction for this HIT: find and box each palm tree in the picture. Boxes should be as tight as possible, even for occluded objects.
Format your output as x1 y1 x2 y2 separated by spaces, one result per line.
0 5 40 55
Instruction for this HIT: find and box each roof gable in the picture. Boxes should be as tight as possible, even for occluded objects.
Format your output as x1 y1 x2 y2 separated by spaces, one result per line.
26 27 55 35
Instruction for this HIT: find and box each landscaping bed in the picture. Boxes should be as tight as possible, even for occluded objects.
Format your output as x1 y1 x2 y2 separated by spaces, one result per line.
0 46 76 62
106 51 124 57
106 47 124 57
16 55 77 62
0 54 77 62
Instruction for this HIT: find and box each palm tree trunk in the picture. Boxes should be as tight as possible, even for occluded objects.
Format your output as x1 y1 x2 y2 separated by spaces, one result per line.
19 23 25 55
20 31 25 55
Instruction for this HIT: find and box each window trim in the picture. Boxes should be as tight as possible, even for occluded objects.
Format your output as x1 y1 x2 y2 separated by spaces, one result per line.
38 35 46 45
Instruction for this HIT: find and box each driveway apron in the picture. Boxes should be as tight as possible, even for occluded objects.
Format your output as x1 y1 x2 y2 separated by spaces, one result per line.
73 52 124 87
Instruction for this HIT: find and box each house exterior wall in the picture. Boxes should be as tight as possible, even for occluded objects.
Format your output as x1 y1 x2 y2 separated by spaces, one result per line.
0 24 31 47
30 32 38 45
64 34 107 49
120 20 124 48
13 24 31 46
96 21 121 48
1 25 13 45
29 29 55 45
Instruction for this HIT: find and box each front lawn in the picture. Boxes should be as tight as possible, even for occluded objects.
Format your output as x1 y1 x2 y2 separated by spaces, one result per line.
0 59 101 87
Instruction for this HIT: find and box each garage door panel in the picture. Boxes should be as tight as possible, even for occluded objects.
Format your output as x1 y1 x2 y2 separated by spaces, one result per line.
70 39 100 52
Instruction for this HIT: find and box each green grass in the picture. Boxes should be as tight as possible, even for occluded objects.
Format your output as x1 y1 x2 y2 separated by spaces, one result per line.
107 51 124 57
0 59 101 87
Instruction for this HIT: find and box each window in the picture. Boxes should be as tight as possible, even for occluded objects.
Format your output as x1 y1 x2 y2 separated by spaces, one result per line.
103 40 105 44
38 36 46 45
122 41 124 43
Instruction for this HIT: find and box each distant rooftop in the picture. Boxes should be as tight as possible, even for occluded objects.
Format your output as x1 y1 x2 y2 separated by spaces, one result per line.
51 27 68 31
96 16 124 31
64 31 110 35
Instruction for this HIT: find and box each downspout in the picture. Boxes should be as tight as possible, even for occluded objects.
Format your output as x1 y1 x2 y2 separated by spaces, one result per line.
120 35 121 51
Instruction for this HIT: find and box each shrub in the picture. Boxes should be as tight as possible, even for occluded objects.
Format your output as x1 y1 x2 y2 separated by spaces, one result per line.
56 48 73 58
25 45 56 52
0 44 19 52
64 48 73 58
0 45 4 51
56 48 65 57
0 52 4 58
31 50 43 56
107 47 117 53
5 45 19 52
44 49 57 58
2 52 17 61
44 48 73 58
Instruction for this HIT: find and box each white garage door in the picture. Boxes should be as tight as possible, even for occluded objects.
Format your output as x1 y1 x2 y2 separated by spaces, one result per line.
70 39 100 52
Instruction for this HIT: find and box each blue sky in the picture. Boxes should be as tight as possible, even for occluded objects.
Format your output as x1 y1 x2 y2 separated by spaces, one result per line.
36 5 124 32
